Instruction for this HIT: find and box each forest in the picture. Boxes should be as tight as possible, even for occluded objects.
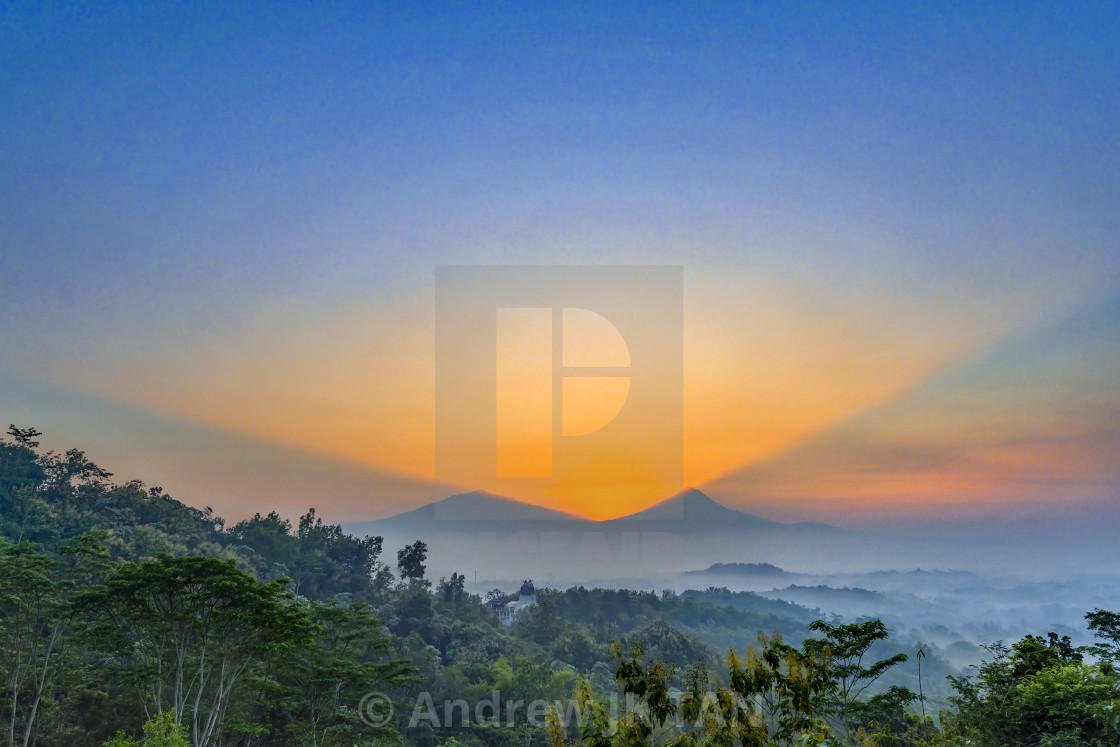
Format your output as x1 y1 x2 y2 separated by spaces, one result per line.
3 425 1120 747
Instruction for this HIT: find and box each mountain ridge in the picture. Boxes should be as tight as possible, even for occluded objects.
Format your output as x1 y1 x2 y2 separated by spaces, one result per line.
604 488 835 531
376 490 586 523
346 487 840 535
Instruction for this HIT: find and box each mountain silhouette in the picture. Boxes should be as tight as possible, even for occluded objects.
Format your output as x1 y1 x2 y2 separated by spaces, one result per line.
344 487 847 581
374 490 583 523
344 490 589 538
606 488 837 534
608 488 773 527
348 487 837 537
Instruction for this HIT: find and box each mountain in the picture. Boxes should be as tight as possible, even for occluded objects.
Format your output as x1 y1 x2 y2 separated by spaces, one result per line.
344 488 849 583
348 488 837 537
609 488 754 524
367 490 584 524
345 490 591 538
683 562 802 581
605 489 839 534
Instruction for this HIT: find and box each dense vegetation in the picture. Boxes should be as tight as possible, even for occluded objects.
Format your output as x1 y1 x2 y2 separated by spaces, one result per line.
2 426 1119 746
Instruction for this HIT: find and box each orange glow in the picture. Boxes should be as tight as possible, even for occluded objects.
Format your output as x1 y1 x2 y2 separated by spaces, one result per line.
495 308 553 478
562 377 630 436
60 277 1114 523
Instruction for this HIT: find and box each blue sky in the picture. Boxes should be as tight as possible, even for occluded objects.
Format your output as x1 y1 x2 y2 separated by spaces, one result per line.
2 1 1118 523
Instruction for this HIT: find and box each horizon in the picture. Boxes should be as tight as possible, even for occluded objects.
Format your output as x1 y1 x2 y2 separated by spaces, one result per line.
3 2 1118 530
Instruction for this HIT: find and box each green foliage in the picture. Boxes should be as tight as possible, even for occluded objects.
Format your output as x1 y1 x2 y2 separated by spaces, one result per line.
78 554 312 747
248 599 415 745
1086 608 1120 662
847 686 917 745
517 598 564 647
802 619 909 734
8 426 1120 747
0 440 225 562
0 540 69 747
104 712 189 747
553 619 927 746
554 629 606 673
398 540 429 585
945 633 1120 746
620 621 717 675
230 507 393 599
727 630 834 743
439 573 468 605
0 427 432 745
612 641 678 736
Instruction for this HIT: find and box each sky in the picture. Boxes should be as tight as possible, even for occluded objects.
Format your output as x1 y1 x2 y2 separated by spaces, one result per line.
1 1 1118 526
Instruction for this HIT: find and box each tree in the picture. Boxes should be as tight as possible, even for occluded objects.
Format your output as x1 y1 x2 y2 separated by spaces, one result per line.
103 712 189 747
79 555 311 747
1 429 46 539
802 618 909 734
620 620 716 674
553 633 831 747
554 618 916 746
38 450 113 501
0 542 68 747
437 573 467 605
847 685 917 744
296 509 389 598
253 599 414 746
947 631 1120 745
553 630 604 673
397 541 428 585
517 598 563 647
605 641 679 744
5 427 41 450
727 630 833 743
1086 608 1120 662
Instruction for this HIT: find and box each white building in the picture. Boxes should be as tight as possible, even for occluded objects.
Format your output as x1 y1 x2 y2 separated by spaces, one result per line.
488 579 536 626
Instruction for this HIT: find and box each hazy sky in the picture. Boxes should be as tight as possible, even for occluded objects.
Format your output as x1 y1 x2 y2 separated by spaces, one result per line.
2 2 1117 525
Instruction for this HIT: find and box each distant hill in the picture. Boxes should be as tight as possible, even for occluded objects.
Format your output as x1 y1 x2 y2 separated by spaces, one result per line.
605 488 771 527
683 562 801 581
605 489 837 535
344 488 848 581
761 584 944 621
348 488 841 539
375 490 584 523
345 490 591 539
